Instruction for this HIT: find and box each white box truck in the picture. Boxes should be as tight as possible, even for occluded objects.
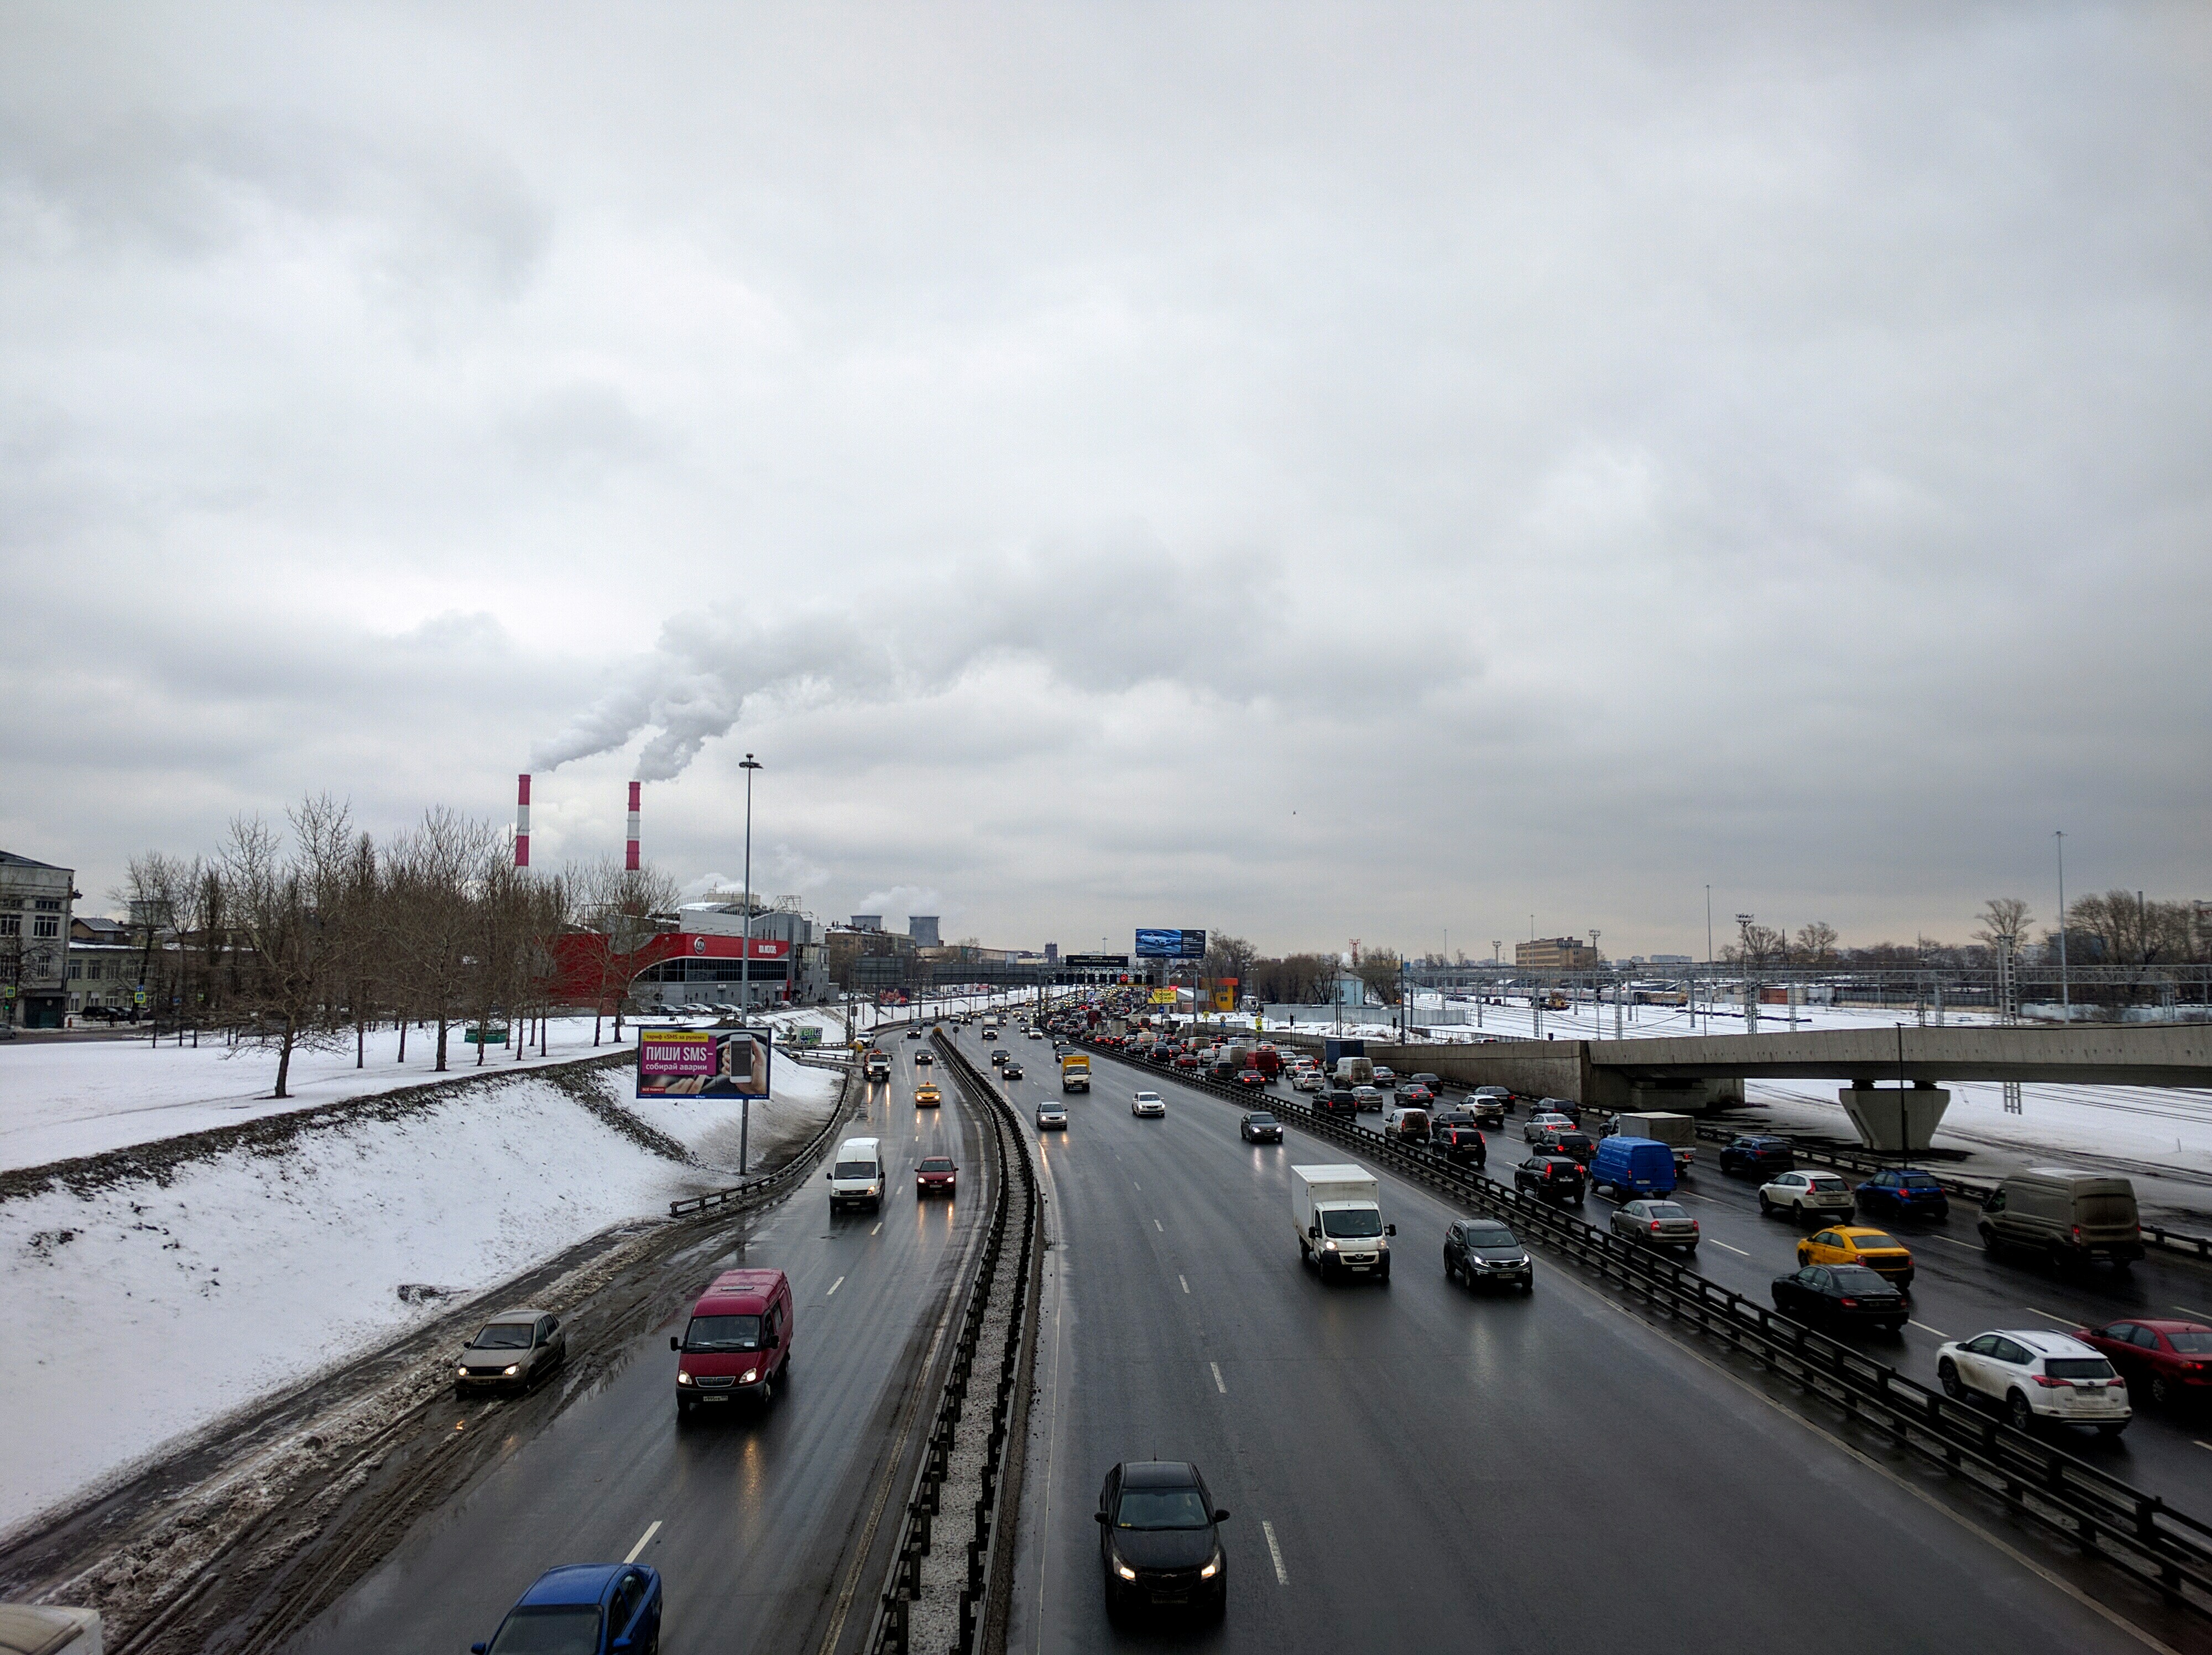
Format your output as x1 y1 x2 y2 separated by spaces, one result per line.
1613 1111 1695 1173
1291 1164 1395 1282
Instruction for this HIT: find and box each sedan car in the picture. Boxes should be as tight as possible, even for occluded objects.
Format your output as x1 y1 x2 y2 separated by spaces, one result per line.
1036 1103 1069 1131
914 1083 942 1107
1172 1053 1203 1071
1397 1082 1435 1108
1937 1330 2131 1435
916 1156 958 1196
2074 1319 2212 1409
1003 1061 1025 1080
905 1028 923 1039
1612 1199 1700 1254
1771 1264 1908 1335
1239 1111 1284 1143
1797 1226 1914 1289
1098 1461 1229 1622
1408 1073 1445 1097
1371 1067 1399 1090
1759 1169 1856 1223
1350 1085 1384 1112
1444 1218 1532 1292
1522 1111 1576 1143
1854 1167 1952 1221
472 1564 661 1655
1132 1091 1167 1118
1515 1154 1586 1204
1235 1066 1268 1088
1718 1133 1795 1177
989 1048 1009 1066
456 1308 567 1394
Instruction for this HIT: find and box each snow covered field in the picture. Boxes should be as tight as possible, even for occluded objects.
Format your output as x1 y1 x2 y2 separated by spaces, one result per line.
0 1014 640 1173
0 1055 841 1538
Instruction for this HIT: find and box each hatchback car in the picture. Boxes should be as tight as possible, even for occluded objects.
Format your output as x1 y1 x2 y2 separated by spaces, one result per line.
1612 1199 1700 1254
1036 1103 1068 1131
1097 1461 1229 1622
1515 1154 1586 1204
1444 1218 1532 1292
1770 1264 1908 1335
1291 1068 1324 1092
1759 1170 1855 1223
1239 1111 1283 1143
1132 1091 1167 1118
472 1563 661 1655
916 1156 958 1196
456 1309 567 1394
1718 1134 1794 1177
2074 1319 2212 1409
1854 1167 1952 1221
1936 1330 2131 1435
1797 1227 1913 1289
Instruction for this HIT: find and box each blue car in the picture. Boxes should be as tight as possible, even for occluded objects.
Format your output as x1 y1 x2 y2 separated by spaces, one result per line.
474 1564 662 1655
1590 1135 1676 1200
1854 1167 1950 1221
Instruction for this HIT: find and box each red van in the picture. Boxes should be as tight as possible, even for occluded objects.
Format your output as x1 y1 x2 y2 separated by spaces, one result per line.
671 1267 793 1417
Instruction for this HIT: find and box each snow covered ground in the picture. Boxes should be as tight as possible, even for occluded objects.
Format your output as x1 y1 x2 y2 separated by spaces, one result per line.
0 1014 641 1173
0 1056 841 1538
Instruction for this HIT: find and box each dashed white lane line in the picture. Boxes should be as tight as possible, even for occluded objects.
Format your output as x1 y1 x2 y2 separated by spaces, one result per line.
1261 1519 1288 1584
1925 1234 1980 1250
826 1276 845 1297
1910 1319 1951 1339
624 1519 661 1563
2177 1305 2211 1319
1705 1239 1750 1256
2023 1306 2075 1326
1155 1219 1164 1232
1210 1361 1227 1394
872 1222 883 1236
1180 1275 1190 1294
2195 1441 2212 1455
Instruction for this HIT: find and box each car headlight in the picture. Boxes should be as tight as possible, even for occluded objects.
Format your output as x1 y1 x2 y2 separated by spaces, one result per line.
1114 1555 1138 1581
741 1368 759 1384
502 1363 521 1376
1323 1240 1339 1251
677 1370 692 1385
456 1363 469 1377
1200 1549 1222 1579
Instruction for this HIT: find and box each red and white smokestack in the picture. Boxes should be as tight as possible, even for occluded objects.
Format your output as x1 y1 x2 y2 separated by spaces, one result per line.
625 781 641 872
514 774 531 868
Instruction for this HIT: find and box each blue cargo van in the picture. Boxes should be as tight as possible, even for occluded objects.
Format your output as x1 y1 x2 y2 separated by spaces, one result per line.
1592 1135 1676 1199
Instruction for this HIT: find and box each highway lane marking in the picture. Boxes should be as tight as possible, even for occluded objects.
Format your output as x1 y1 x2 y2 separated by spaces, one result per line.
826 1276 845 1297
1210 1361 1226 1393
1180 1275 1190 1294
1677 1191 1722 1204
1704 1239 1750 1256
2023 1306 2075 1327
1924 1234 1980 1250
2197 1442 2212 1455
1910 1320 1952 1339
1261 1520 1288 1584
872 1223 883 1236
1154 1219 1164 1232
624 1521 661 1563
2177 1305 2211 1319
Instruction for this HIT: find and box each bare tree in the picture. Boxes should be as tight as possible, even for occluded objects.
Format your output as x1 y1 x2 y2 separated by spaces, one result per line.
1971 898 2034 961
389 807 499 1072
1202 933 1259 997
220 801 354 1098
579 858 677 1044
1791 922 1839 966
1355 948 1405 1006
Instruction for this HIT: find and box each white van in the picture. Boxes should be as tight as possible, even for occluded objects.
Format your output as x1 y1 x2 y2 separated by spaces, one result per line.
827 1136 886 1212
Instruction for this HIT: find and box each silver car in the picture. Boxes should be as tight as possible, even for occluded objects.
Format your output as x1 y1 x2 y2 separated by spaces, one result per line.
1035 1103 1069 1131
456 1308 566 1394
1611 1199 1701 1255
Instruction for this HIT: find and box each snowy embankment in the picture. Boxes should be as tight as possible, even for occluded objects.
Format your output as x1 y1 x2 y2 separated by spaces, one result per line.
0 1052 842 1538
0 1014 636 1173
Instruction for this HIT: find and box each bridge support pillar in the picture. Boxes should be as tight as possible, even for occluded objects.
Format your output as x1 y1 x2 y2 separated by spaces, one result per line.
1839 1084 1950 1153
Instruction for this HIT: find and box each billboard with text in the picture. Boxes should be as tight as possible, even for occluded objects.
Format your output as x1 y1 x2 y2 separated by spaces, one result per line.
638 1027 771 1099
1134 929 1207 960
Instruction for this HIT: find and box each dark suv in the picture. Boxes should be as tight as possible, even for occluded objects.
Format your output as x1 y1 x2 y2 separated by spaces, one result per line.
1444 1217 1532 1292
1719 1134 1794 1177
1515 1154 1587 1204
1314 1087 1359 1118
1854 1167 1951 1221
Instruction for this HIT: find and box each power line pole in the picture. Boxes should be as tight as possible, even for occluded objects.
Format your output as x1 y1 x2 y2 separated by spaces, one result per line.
739 752 761 1174
2054 829 2070 1020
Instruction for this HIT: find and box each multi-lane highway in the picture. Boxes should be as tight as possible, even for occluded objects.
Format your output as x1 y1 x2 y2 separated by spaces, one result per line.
990 1029 2195 1653
286 1040 980 1655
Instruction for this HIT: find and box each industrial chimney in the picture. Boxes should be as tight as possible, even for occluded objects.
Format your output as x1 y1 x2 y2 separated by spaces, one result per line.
625 781 641 872
514 774 531 867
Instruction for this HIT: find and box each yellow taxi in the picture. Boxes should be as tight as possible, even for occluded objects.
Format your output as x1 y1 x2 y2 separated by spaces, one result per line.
1797 1226 1913 1289
914 1084 942 1108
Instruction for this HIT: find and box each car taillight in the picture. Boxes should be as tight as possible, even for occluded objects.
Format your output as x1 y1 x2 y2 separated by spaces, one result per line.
2072 1226 2083 1243
2033 1374 2070 1388
1839 1297 1858 1308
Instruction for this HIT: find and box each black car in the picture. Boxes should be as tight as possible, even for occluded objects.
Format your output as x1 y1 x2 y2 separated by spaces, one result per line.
1515 1154 1586 1204
1719 1134 1794 1177
1537 1129 1595 1165
1770 1264 1907 1334
990 1049 1009 1066
905 1028 923 1040
1003 1061 1025 1080
1467 1086 1510 1128
1533 1096 1580 1123
1408 1073 1446 1098
1314 1087 1360 1118
1239 1111 1284 1143
1097 1461 1228 1622
1431 1125 1488 1168
1444 1217 1532 1292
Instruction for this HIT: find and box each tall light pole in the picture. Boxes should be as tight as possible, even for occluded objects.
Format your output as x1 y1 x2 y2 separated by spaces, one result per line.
2054 830 2070 1018
739 753 761 1174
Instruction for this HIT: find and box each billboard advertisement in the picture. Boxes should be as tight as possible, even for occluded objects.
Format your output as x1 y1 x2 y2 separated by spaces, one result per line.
1134 929 1207 960
638 1027 771 1099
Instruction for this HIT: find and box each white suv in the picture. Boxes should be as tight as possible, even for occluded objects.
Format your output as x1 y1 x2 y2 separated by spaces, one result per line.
1131 1091 1167 1118
1935 1330 2130 1437
1758 1170 1855 1223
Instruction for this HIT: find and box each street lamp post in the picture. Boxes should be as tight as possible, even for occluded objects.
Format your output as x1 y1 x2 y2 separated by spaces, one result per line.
2054 830 2070 1020
739 753 762 1174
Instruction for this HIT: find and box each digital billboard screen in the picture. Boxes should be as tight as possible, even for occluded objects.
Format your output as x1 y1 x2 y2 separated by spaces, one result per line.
638 1027 772 1099
1135 929 1207 959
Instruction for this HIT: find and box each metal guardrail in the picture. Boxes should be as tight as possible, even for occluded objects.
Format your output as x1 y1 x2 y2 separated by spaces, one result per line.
1687 1124 2212 1261
1075 1035 2212 1621
872 1030 1041 1655
666 1068 856 1217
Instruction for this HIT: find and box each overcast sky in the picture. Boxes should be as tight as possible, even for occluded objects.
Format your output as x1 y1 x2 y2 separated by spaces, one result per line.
4 4 2208 959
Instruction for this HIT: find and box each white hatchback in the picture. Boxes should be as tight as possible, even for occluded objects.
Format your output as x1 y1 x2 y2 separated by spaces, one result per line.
1758 1170 1855 1223
1131 1091 1167 1118
1936 1330 2131 1436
